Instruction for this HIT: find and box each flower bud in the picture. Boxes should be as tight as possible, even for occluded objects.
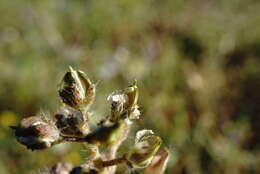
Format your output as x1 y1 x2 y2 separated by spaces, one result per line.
59 67 96 110
107 80 140 122
55 107 89 136
84 121 128 146
124 80 139 111
126 130 162 168
11 115 60 150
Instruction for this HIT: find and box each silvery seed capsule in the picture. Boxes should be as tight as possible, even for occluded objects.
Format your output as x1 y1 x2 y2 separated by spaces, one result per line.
107 80 140 122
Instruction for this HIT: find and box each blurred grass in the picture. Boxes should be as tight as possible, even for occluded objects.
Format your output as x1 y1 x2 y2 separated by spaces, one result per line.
0 0 260 173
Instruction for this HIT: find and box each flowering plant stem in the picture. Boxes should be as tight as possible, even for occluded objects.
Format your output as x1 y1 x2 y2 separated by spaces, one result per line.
11 67 167 174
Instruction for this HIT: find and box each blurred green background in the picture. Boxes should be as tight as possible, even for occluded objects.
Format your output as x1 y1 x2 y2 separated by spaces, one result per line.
0 0 260 173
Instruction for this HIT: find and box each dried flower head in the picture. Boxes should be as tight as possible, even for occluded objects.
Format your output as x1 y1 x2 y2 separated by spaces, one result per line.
59 67 95 110
11 115 60 150
126 130 162 168
55 107 89 136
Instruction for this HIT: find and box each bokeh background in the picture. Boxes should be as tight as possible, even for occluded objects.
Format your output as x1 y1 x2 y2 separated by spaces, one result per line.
0 0 260 173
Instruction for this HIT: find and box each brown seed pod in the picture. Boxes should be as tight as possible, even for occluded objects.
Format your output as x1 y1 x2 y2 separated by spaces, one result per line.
59 67 96 111
11 115 60 150
55 107 89 137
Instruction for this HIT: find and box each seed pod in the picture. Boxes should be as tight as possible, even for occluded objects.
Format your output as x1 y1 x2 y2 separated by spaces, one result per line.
55 107 89 136
59 67 95 110
126 130 162 169
107 80 140 122
107 93 126 122
84 121 128 146
10 115 60 150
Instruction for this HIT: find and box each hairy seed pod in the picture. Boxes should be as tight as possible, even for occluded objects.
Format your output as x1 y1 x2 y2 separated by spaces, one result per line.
59 67 96 110
107 80 140 122
10 115 60 150
126 130 162 168
55 107 89 137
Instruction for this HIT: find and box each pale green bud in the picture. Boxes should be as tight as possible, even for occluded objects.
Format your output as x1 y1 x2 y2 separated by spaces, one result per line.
126 130 162 168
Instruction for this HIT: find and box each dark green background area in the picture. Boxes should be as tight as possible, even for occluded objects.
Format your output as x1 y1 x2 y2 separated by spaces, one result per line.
0 0 260 173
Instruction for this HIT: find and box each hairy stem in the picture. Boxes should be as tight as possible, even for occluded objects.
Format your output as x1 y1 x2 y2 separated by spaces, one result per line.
102 124 131 174
95 156 126 168
83 144 100 167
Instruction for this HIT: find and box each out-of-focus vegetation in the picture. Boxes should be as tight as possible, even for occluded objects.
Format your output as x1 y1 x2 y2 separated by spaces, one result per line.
0 0 260 173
